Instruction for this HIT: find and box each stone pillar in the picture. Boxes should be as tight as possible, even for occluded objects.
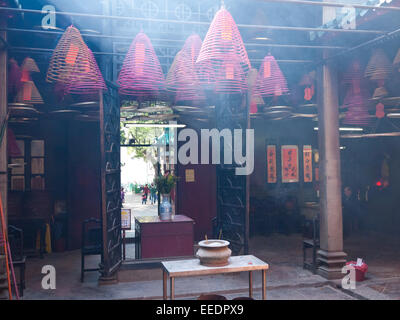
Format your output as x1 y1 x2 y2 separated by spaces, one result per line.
315 1 348 280
316 2 348 279
0 20 8 298
316 55 347 279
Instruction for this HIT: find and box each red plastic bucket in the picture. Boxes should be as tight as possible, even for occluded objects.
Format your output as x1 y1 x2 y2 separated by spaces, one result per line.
346 261 368 281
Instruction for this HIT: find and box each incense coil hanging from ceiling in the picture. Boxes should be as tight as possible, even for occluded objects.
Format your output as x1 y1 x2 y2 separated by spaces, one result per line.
196 7 250 93
343 60 363 84
66 48 107 94
22 57 40 73
247 68 262 114
342 59 366 99
364 48 392 81
393 48 400 72
254 54 289 97
46 25 89 84
117 32 165 98
166 34 205 103
15 81 44 105
214 53 248 94
14 56 44 105
342 85 372 126
8 58 22 99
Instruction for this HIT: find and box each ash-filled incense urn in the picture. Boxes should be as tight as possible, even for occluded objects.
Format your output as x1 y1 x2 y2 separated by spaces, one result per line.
196 240 232 267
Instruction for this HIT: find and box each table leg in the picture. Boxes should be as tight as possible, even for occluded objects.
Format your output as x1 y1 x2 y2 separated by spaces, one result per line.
249 271 253 298
170 277 175 300
163 270 167 300
262 270 266 300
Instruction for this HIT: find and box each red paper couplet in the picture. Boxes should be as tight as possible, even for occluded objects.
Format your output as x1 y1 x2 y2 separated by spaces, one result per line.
282 145 299 183
267 145 277 183
303 145 313 183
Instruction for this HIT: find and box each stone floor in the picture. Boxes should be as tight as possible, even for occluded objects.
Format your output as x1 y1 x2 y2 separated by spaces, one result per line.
14 197 400 300
17 230 400 300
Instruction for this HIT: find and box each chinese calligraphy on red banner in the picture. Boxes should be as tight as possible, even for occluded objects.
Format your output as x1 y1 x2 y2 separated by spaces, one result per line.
267 145 277 183
281 145 299 183
303 145 313 183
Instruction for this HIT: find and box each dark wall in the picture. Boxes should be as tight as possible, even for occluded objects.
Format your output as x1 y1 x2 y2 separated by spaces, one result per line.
175 124 217 242
67 120 101 249
8 118 101 250
176 162 217 242
8 119 68 220
340 137 400 235
250 117 318 203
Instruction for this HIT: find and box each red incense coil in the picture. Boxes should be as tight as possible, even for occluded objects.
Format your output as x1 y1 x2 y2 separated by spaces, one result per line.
254 55 289 97
66 48 106 95
46 25 90 84
196 7 250 91
117 32 165 98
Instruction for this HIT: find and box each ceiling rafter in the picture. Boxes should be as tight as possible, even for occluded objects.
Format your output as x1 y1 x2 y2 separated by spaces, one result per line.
0 6 388 34
2 27 347 50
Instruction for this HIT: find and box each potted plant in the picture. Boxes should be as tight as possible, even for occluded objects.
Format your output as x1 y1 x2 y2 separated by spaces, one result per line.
154 172 178 220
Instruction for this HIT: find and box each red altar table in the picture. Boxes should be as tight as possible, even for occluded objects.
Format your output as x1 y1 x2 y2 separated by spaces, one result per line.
135 215 194 259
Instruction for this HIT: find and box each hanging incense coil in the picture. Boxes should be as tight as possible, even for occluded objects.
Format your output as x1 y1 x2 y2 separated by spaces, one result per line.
167 51 205 102
166 51 181 93
393 48 400 72
371 86 388 101
15 81 44 105
117 32 165 98
343 60 363 84
8 58 22 98
254 55 289 97
166 34 205 103
247 68 262 114
21 57 40 73
342 87 372 126
299 71 316 86
196 7 250 91
66 48 106 94
214 54 248 93
364 48 392 81
46 25 89 84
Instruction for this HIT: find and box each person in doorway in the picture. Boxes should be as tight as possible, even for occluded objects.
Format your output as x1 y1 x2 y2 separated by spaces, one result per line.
150 183 157 205
143 184 150 204
121 187 125 204
342 186 361 238
141 192 147 205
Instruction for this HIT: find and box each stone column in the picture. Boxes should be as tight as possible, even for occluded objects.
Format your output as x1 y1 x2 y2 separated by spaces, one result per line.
316 2 347 279
0 20 8 298
316 55 347 279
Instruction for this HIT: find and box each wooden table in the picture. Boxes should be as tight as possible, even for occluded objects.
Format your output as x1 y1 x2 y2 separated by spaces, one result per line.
161 255 269 300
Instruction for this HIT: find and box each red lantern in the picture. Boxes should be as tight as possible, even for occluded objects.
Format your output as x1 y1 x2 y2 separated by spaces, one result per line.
304 86 313 101
375 103 385 119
